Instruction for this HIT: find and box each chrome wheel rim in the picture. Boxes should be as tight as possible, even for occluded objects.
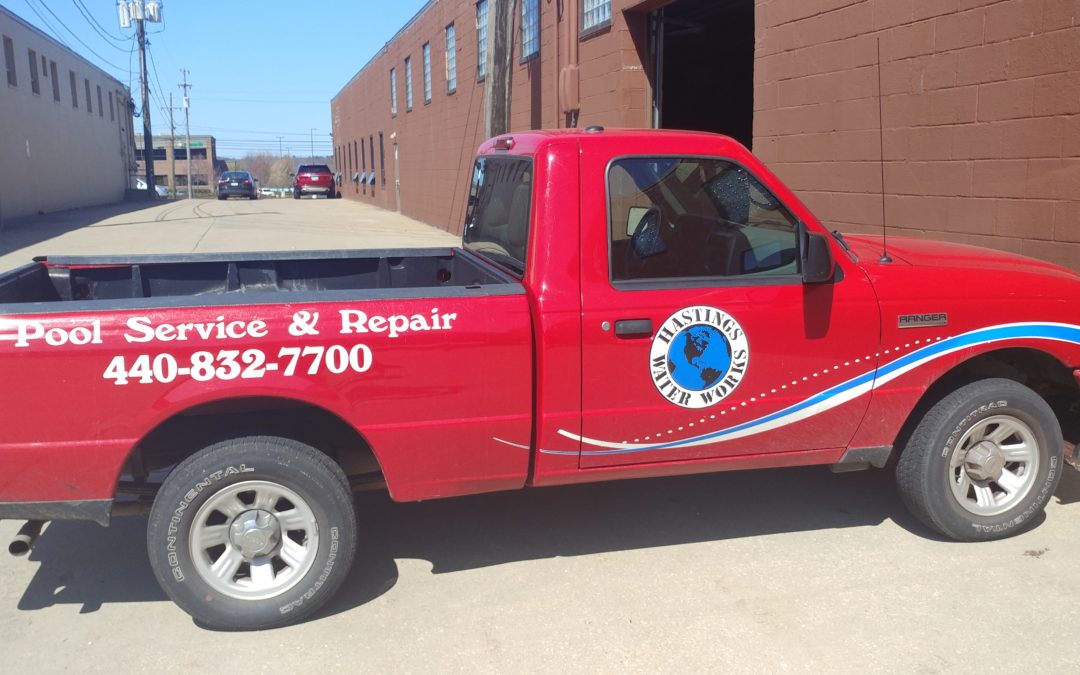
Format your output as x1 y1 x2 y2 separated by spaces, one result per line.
948 415 1040 517
189 480 319 600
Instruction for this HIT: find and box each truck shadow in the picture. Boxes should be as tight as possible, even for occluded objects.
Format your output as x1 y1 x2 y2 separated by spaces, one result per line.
15 465 1077 623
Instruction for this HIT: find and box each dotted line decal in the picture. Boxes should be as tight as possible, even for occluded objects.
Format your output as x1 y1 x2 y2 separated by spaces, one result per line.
625 335 948 444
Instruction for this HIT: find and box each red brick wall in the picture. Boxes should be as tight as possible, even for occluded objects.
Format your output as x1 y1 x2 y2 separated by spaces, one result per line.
331 0 651 235
753 0 1080 270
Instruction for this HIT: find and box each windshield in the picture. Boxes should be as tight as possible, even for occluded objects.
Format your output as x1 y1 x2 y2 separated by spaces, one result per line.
462 156 532 276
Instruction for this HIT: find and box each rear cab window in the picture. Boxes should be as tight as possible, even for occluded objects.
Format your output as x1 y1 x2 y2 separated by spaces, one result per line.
608 157 800 284
462 156 533 277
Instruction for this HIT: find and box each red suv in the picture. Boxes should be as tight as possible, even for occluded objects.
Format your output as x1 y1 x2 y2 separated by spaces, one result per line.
292 164 337 199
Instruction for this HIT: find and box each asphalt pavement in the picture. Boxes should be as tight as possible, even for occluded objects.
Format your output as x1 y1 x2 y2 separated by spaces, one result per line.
1 198 1079 673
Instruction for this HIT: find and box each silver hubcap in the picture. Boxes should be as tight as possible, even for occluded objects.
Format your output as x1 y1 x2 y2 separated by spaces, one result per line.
189 480 319 600
949 415 1039 517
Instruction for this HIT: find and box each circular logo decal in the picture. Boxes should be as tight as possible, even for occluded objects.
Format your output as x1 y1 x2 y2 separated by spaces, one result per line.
649 306 750 409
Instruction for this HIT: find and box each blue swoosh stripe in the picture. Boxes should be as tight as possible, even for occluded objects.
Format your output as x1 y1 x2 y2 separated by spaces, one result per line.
549 322 1080 457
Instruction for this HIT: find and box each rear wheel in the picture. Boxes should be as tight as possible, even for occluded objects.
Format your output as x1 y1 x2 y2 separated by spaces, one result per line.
146 436 357 630
896 378 1062 541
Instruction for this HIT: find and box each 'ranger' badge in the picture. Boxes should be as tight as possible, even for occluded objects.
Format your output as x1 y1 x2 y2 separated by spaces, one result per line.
650 306 749 409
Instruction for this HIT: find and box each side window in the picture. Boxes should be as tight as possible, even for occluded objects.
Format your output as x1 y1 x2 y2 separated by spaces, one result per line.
608 157 800 283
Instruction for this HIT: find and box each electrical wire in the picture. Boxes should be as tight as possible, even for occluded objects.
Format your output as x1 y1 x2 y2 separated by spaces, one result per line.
70 0 131 49
33 0 127 72
19 0 71 48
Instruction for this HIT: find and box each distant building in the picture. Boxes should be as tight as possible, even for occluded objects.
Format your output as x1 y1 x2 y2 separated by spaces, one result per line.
134 134 227 196
333 0 1080 270
0 6 135 221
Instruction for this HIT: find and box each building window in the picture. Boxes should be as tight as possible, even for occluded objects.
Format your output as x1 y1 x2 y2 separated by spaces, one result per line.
360 138 366 173
390 67 397 116
379 132 386 188
3 36 16 87
476 1 488 80
422 43 432 104
28 49 39 94
109 90 114 120
191 147 207 159
97 85 103 117
521 0 539 59
85 79 92 115
369 135 374 184
49 61 59 101
582 0 612 34
445 24 457 94
69 71 78 108
404 56 413 111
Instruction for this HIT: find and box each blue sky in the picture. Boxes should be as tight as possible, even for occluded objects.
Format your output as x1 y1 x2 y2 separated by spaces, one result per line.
7 0 431 158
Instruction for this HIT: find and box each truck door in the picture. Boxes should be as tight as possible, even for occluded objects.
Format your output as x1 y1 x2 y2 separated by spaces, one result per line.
578 153 880 468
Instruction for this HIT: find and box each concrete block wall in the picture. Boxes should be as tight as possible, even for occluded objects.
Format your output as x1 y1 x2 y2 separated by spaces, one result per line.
753 0 1080 270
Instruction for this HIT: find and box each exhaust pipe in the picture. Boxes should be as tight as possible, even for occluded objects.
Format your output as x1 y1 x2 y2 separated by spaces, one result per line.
8 520 45 557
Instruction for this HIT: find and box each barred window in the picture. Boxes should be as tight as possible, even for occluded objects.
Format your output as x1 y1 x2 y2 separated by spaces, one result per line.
422 42 431 103
445 24 457 93
521 0 539 59
476 0 488 80
404 56 413 111
3 36 16 87
390 67 397 116
582 0 611 33
28 49 39 94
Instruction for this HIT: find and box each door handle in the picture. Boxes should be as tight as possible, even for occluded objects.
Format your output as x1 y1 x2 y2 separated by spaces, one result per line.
614 319 653 337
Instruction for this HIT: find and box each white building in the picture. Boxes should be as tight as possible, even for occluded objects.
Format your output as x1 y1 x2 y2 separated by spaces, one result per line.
1 6 135 222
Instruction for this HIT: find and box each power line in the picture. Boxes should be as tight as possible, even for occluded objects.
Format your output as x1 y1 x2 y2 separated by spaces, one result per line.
32 0 127 72
20 0 70 48
70 0 131 49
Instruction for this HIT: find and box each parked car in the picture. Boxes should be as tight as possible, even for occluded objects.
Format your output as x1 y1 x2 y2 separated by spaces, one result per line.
135 177 169 198
292 164 336 198
217 171 258 200
258 187 276 198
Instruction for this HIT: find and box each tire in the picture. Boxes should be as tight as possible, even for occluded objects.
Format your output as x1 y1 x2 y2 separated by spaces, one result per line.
896 378 1063 541
147 436 357 630
293 190 300 200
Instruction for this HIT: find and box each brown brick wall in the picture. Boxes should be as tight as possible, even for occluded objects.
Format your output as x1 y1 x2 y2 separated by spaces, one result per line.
754 0 1080 270
332 0 650 235
334 0 1079 271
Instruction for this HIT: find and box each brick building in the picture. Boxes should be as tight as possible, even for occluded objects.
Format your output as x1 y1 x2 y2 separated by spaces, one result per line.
134 134 227 197
332 0 1080 270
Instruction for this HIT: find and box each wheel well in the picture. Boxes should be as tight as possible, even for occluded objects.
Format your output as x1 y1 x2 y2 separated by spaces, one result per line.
893 348 1080 457
121 397 383 492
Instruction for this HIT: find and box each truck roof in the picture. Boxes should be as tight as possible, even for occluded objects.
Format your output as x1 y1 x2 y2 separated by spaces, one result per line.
476 127 747 157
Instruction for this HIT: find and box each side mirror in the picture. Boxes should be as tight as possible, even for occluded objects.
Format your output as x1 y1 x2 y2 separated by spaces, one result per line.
801 227 834 283
289 172 296 177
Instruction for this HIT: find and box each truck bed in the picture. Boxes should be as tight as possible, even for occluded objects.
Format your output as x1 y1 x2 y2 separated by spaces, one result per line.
0 248 516 309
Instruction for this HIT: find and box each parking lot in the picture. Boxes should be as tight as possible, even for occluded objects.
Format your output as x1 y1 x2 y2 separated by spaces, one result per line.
2 199 1080 673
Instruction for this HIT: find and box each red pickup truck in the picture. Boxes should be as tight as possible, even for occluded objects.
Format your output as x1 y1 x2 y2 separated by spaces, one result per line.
2 129 1079 630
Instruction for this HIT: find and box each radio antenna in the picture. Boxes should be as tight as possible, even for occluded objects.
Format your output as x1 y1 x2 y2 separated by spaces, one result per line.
876 37 892 264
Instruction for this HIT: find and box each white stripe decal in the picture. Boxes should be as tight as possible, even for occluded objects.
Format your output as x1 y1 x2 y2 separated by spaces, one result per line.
542 322 1080 457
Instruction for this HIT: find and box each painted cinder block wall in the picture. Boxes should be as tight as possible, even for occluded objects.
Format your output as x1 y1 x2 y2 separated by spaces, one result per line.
752 0 1080 270
333 0 1079 270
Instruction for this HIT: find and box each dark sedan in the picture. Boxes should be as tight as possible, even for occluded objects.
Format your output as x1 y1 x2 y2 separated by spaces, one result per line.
217 171 258 200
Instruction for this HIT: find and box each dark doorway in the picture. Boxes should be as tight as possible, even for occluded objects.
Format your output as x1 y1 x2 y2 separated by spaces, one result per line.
653 0 755 148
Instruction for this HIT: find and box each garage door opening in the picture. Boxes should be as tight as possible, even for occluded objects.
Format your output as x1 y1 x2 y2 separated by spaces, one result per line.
652 0 755 149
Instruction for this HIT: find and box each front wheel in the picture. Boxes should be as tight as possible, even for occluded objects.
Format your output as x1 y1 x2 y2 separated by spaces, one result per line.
147 436 357 630
896 378 1063 541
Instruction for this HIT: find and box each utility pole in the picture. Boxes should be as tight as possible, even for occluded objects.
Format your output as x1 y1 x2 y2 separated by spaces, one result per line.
168 92 177 199
309 128 315 162
179 69 192 199
277 136 284 157
119 1 163 198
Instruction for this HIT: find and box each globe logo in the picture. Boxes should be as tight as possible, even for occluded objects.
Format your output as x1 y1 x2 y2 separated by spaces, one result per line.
649 306 750 409
667 325 732 391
